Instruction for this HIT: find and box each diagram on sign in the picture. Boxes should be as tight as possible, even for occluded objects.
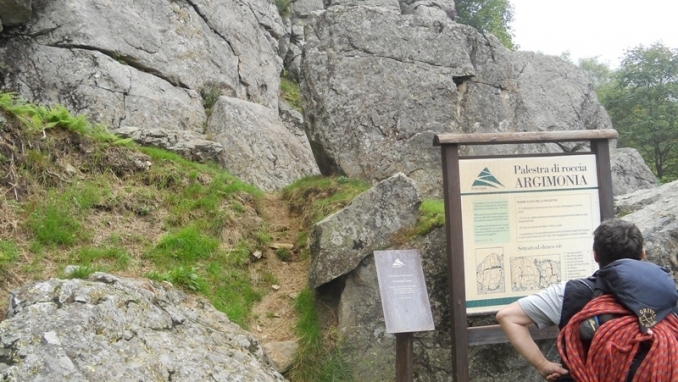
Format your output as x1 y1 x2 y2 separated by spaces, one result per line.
509 256 560 292
475 247 505 295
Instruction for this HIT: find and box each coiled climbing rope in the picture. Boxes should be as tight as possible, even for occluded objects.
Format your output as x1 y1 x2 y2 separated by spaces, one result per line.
558 294 678 382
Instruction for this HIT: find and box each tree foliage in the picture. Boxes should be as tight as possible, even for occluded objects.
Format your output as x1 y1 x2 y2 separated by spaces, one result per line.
602 42 678 181
578 57 613 90
455 0 515 49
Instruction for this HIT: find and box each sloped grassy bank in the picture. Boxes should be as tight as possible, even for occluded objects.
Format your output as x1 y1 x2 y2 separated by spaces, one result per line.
0 92 274 328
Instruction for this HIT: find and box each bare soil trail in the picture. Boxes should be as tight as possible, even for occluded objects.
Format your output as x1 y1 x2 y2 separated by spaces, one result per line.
249 193 309 343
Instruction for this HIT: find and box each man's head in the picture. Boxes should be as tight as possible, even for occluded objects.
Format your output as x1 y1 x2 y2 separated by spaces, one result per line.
593 218 644 267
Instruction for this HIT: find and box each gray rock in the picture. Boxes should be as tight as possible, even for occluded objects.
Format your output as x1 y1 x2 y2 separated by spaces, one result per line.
335 226 549 381
291 0 324 18
0 273 286 381
284 0 322 83
400 0 455 19
328 0 400 10
620 180 678 273
113 126 224 164
283 40 304 83
615 181 672 217
610 147 657 196
308 173 422 288
337 254 395 380
278 100 311 149
206 96 320 192
262 340 298 373
0 0 32 27
1 0 284 130
301 6 613 197
1 42 206 131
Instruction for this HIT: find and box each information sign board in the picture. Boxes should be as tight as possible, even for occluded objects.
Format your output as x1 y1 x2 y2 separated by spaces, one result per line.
375 250 435 333
459 154 601 314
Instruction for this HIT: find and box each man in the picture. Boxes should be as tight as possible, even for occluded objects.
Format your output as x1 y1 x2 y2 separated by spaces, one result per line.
496 218 678 381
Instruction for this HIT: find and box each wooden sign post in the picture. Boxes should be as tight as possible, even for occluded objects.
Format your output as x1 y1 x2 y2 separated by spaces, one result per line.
433 129 618 381
374 249 435 382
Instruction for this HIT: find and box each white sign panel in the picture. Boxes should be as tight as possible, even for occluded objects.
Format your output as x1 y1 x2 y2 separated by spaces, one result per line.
375 250 435 333
459 154 601 314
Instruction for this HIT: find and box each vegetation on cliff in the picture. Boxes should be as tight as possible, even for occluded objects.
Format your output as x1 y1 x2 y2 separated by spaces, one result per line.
0 92 445 380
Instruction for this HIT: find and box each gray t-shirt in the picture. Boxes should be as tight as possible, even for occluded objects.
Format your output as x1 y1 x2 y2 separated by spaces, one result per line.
518 281 567 329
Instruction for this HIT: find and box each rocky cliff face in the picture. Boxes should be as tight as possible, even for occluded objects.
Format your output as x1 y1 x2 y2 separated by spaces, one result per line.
0 0 668 381
300 5 613 196
0 0 319 192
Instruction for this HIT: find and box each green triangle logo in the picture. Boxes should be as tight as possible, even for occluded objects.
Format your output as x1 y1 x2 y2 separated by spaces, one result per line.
472 168 504 188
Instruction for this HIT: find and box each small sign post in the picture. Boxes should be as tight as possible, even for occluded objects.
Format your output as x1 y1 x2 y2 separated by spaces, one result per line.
374 249 435 382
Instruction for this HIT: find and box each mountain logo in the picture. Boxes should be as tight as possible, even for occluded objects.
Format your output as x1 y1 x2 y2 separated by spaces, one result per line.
472 168 504 189
392 259 405 268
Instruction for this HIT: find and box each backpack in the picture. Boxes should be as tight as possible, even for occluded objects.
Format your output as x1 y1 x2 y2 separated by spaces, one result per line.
557 260 678 382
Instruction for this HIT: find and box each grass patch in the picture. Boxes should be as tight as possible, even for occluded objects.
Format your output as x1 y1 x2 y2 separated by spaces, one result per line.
416 198 445 234
147 266 207 292
259 269 278 285
205 261 263 327
275 0 293 18
393 198 445 244
276 247 291 261
280 75 303 112
70 246 131 271
288 288 354 381
0 92 117 140
0 240 19 272
64 265 97 279
200 83 221 118
281 175 370 229
27 202 86 246
147 226 219 264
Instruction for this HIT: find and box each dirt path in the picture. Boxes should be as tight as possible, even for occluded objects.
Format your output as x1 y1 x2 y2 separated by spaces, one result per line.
248 193 309 343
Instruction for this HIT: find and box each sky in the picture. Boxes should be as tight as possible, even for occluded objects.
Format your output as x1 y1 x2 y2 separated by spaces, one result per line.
509 0 678 68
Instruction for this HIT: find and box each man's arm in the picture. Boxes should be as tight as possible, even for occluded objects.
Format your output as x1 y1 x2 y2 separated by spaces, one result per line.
496 302 568 381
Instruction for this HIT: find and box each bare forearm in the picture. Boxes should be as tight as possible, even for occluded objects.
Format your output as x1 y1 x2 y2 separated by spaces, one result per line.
496 302 568 380
501 320 549 370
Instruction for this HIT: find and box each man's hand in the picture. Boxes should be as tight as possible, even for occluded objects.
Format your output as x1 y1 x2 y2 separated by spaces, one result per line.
537 360 568 381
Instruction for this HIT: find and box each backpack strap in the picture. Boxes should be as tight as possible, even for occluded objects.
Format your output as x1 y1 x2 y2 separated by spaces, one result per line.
559 278 595 329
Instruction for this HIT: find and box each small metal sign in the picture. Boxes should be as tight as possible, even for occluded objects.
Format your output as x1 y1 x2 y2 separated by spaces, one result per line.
375 249 435 333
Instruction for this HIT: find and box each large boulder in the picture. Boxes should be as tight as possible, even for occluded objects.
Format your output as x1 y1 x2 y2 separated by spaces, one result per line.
610 147 657 196
0 273 285 381
301 5 612 197
616 180 678 273
308 173 422 288
206 96 320 192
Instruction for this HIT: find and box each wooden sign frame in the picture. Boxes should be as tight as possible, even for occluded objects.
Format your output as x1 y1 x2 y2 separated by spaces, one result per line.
433 129 618 382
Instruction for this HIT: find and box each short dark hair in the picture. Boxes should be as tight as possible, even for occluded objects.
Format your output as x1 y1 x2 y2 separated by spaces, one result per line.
593 218 644 267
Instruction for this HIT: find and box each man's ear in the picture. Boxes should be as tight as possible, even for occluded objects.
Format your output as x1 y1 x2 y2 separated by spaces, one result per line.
593 250 599 263
641 249 646 260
